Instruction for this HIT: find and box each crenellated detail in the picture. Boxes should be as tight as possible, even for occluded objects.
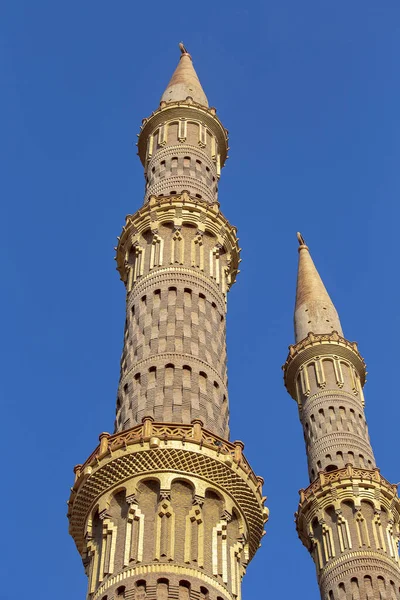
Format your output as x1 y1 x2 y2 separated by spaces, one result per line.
116 194 240 293
69 425 266 600
283 332 367 403
137 102 228 174
296 466 400 597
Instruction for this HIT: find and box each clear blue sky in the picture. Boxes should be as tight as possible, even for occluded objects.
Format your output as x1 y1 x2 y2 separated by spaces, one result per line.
1 1 400 598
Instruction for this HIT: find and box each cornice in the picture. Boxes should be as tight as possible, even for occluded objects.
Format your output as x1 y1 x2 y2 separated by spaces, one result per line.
137 101 229 167
92 564 235 600
115 193 240 288
68 419 267 561
296 465 400 548
283 331 367 398
298 465 398 507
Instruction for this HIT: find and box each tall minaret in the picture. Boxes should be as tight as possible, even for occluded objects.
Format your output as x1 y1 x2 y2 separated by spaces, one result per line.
68 46 268 600
283 234 400 600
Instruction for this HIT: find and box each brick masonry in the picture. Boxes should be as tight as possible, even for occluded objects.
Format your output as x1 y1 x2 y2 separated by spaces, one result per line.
68 48 267 600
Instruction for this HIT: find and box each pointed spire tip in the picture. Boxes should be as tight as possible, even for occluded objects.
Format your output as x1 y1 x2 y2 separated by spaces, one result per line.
161 43 208 106
294 235 343 341
179 42 191 59
296 232 308 251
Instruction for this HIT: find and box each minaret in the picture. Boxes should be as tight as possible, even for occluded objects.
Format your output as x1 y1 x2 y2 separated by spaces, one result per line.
283 234 400 600
68 45 268 600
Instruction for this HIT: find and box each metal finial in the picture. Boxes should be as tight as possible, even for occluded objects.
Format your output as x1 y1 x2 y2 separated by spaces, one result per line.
297 232 307 246
179 42 189 55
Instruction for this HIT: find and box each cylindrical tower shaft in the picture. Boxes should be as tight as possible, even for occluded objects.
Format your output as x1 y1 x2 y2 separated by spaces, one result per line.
113 52 234 438
283 235 400 600
68 46 267 600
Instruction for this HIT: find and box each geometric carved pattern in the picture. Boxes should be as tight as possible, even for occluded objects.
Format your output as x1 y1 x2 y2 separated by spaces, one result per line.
116 194 240 293
92 564 235 600
69 443 264 561
297 465 400 596
137 103 228 170
284 313 400 599
283 332 367 400
73 419 259 491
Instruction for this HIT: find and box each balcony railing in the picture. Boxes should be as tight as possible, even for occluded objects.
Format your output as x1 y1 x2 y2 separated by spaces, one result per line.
73 417 263 493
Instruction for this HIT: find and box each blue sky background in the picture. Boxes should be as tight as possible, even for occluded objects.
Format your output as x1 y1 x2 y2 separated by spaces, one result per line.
1 1 400 598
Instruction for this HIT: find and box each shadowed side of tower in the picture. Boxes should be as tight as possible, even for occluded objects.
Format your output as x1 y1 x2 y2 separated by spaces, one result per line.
283 234 400 600
68 46 268 600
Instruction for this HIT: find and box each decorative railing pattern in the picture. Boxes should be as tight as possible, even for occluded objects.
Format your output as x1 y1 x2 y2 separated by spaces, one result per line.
284 331 365 365
283 331 367 398
290 331 360 354
74 418 261 491
299 464 398 504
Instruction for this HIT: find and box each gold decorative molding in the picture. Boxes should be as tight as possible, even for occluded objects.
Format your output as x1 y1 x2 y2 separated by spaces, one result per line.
283 331 367 399
296 465 400 551
68 419 267 561
137 101 228 168
92 563 235 600
299 466 398 505
115 193 240 291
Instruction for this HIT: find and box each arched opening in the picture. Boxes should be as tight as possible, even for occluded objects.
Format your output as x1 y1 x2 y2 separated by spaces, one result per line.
179 580 191 600
200 587 209 600
157 578 169 600
325 464 338 473
136 579 146 590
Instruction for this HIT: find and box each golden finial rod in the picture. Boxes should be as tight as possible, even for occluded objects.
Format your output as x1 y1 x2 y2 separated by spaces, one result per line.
179 42 189 55
297 232 307 246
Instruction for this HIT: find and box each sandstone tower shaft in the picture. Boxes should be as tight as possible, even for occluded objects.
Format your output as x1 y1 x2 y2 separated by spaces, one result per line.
68 47 267 600
283 235 400 600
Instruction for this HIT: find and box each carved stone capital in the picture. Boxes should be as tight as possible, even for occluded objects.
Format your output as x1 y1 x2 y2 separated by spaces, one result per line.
126 494 138 506
193 494 205 507
160 489 171 501
222 509 232 523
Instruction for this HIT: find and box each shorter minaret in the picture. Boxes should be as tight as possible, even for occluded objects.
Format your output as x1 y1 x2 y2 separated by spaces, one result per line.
283 234 400 600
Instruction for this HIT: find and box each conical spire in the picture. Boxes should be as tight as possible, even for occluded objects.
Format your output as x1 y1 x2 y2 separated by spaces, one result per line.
294 233 343 342
160 43 209 107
